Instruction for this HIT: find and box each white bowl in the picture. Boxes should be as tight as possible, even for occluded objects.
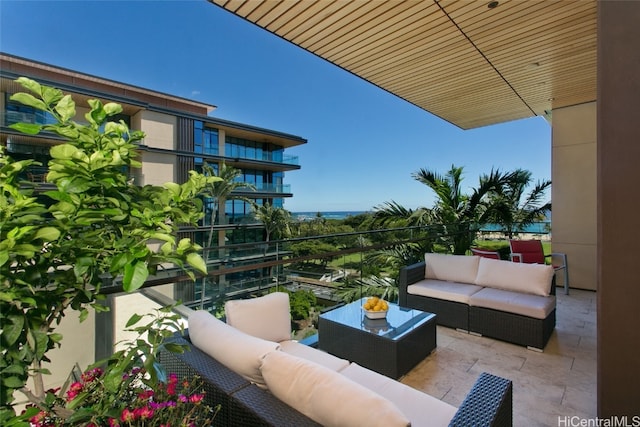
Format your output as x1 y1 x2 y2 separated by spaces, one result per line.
362 307 388 319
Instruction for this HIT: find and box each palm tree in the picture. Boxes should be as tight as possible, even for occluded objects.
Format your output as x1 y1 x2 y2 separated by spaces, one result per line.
199 162 255 251
252 202 292 241
485 169 551 238
375 165 516 255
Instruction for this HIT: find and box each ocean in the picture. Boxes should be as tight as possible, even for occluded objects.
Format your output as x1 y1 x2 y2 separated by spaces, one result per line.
292 211 368 221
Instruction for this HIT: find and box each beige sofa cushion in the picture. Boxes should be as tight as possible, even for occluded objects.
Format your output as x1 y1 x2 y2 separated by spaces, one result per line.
260 351 410 427
475 257 554 296
341 363 457 427
188 310 279 388
407 279 484 304
425 253 480 284
225 292 292 342
278 340 350 372
469 287 556 319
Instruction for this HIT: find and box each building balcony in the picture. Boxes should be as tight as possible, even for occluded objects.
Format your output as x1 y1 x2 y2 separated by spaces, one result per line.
17 226 596 424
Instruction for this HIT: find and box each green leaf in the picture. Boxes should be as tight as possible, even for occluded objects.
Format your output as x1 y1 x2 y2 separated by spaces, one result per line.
9 122 43 135
0 365 25 375
148 232 175 244
54 95 76 122
4 316 24 346
123 260 149 292
163 182 180 196
104 102 123 116
41 86 64 105
2 376 26 388
66 391 90 410
9 92 47 111
176 238 191 255
33 227 61 242
50 144 79 160
186 252 207 274
163 342 187 354
126 313 143 328
15 77 42 95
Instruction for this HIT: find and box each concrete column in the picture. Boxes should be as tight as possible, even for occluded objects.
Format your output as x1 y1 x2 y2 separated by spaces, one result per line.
552 102 597 291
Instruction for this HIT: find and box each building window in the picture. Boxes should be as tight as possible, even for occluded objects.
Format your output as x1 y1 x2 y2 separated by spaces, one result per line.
5 94 55 126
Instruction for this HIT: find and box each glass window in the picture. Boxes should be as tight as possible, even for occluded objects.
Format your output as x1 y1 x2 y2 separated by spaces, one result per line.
194 121 203 153
204 128 218 155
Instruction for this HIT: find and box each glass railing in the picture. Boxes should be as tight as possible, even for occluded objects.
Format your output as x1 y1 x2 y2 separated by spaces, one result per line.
44 222 549 398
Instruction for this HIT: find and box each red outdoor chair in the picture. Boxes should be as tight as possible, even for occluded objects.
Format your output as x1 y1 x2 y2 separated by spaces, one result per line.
509 239 569 294
470 247 501 260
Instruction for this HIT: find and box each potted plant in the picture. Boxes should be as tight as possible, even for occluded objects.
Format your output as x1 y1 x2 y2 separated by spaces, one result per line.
0 77 220 425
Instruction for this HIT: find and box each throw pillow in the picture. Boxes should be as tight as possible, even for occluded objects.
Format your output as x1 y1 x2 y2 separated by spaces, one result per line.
224 292 292 342
260 351 411 427
425 252 480 284
474 257 554 296
188 310 279 388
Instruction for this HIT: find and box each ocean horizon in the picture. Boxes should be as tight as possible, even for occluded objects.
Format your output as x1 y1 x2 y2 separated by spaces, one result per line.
291 211 550 234
292 211 368 220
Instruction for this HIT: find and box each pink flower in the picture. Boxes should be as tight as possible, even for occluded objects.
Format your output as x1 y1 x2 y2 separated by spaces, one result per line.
81 367 103 383
166 373 178 395
65 382 83 401
138 389 154 400
29 410 46 425
120 408 136 423
108 418 120 427
189 394 204 404
134 405 154 420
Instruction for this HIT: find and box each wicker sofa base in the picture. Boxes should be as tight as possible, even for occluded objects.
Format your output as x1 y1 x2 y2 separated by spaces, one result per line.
405 293 470 331
159 332 513 427
469 307 556 351
399 261 556 351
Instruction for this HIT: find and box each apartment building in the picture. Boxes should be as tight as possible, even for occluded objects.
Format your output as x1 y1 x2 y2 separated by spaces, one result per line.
1 52 308 394
0 52 306 301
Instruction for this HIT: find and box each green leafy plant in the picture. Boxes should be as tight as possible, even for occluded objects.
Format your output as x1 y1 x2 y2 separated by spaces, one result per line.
0 77 220 420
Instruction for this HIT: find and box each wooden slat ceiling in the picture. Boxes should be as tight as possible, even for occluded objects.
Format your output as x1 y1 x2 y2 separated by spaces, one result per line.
208 0 597 129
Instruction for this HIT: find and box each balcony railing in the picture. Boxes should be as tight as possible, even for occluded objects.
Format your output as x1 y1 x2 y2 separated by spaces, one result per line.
28 222 550 406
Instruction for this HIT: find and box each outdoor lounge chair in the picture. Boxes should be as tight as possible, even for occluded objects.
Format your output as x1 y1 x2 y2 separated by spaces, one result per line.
509 239 569 294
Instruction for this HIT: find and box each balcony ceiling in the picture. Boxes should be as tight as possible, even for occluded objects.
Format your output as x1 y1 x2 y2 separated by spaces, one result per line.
209 0 597 129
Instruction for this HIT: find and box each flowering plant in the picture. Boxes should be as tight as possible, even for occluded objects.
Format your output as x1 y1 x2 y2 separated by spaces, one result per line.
29 368 217 426
21 307 219 426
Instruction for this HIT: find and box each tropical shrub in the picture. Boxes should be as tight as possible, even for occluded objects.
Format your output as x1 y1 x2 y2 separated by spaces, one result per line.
0 77 220 421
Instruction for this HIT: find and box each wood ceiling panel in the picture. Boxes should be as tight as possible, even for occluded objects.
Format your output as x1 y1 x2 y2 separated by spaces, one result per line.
321 2 437 62
208 0 597 129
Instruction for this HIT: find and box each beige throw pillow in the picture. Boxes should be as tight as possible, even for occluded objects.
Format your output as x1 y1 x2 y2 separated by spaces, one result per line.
260 351 411 427
474 257 554 296
188 310 279 388
225 292 292 342
425 253 480 284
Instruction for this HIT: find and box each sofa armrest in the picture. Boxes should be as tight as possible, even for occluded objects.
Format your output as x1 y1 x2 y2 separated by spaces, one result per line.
398 261 426 306
449 372 512 427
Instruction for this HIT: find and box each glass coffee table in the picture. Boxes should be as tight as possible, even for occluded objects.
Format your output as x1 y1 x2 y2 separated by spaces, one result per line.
318 298 437 379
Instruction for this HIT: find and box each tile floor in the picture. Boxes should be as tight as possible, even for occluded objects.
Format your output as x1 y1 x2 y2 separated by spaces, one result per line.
401 288 597 426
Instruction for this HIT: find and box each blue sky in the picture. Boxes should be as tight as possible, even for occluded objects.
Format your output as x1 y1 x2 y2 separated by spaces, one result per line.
0 0 551 213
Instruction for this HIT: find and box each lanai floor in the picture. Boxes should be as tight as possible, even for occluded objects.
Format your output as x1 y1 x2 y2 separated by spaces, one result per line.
401 289 597 426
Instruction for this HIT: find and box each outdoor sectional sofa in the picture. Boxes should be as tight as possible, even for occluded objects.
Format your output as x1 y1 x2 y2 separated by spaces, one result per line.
399 253 557 351
158 292 513 427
